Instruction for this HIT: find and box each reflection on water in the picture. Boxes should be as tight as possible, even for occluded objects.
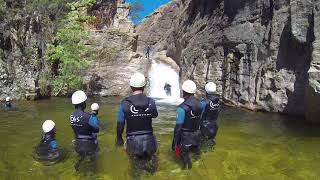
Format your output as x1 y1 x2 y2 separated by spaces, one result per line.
0 97 320 179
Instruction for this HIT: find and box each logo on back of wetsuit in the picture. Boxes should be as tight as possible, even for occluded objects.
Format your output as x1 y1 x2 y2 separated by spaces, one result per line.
130 105 151 117
209 101 219 110
70 115 83 127
190 110 200 118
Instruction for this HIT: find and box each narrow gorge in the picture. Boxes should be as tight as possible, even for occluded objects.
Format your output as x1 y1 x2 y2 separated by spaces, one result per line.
1 0 319 122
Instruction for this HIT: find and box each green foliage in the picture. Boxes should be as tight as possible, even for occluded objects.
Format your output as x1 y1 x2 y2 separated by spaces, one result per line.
46 0 96 95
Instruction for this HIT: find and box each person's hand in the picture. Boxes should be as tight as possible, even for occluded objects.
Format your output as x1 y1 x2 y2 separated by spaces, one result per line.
171 140 176 151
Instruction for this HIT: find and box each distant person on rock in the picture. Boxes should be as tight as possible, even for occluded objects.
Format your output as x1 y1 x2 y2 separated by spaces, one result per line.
3 97 16 110
36 120 60 162
172 80 202 169
145 45 151 59
116 72 159 175
164 83 172 96
70 91 100 158
200 82 220 143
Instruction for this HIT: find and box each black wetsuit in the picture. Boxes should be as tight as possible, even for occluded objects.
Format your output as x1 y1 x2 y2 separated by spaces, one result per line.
200 95 220 139
117 94 158 158
70 108 100 157
172 96 202 169
36 132 60 161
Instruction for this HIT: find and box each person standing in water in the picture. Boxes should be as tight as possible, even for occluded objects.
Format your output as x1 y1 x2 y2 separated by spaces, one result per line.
70 90 100 157
36 120 60 161
116 72 158 174
90 103 101 139
164 83 172 96
172 80 202 169
3 97 15 110
200 82 220 141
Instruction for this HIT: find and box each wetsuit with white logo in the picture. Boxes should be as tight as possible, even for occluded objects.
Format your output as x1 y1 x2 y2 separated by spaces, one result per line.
70 108 100 156
172 96 202 168
200 95 220 139
117 94 158 157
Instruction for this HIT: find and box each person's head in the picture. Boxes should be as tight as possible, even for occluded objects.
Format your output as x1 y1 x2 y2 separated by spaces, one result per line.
71 90 87 110
91 103 99 114
205 82 217 96
182 80 196 98
5 97 10 102
130 73 146 93
42 120 56 135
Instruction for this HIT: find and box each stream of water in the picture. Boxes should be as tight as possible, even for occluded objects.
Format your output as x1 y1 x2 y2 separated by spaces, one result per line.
0 97 320 179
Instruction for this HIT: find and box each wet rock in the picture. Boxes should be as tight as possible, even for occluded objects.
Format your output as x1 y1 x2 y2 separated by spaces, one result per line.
305 81 320 123
25 92 38 101
306 0 320 123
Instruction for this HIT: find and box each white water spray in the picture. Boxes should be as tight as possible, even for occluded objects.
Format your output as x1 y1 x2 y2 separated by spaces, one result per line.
148 62 184 105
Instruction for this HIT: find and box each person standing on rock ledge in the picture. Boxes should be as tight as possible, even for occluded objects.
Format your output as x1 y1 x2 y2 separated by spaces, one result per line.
172 80 202 169
200 82 220 144
145 45 151 59
70 90 100 158
116 72 159 174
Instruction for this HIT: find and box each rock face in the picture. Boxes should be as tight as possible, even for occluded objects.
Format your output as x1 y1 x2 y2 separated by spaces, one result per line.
306 0 320 123
84 1 150 96
0 1 56 100
136 0 320 119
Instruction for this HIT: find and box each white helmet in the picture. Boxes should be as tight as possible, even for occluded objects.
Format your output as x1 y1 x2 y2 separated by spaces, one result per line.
5 97 10 102
130 73 146 88
71 90 87 105
42 120 55 133
182 80 197 94
91 103 99 111
205 82 217 94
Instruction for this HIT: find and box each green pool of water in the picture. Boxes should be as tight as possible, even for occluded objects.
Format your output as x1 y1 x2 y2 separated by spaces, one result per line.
0 97 319 179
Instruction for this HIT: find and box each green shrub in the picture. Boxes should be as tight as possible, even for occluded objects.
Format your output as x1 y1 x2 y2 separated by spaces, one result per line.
46 0 96 96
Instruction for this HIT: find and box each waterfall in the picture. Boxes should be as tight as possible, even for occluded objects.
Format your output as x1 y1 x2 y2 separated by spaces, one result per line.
148 62 184 105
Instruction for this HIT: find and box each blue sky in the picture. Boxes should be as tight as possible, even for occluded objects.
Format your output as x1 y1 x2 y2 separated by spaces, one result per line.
127 0 172 24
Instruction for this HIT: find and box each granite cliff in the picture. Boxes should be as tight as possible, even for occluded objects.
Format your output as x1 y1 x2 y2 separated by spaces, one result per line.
136 0 320 122
1 0 319 122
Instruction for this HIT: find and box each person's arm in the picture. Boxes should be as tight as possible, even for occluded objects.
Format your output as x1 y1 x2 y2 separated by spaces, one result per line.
49 140 58 151
172 107 185 151
116 104 125 146
200 100 207 122
89 115 100 133
150 99 158 118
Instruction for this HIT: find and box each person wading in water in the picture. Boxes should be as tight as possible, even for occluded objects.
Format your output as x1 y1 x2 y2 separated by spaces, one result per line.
172 80 202 169
116 72 159 176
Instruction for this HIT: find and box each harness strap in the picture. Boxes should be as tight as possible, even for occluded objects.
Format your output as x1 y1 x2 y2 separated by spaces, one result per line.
76 134 95 140
127 130 153 137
